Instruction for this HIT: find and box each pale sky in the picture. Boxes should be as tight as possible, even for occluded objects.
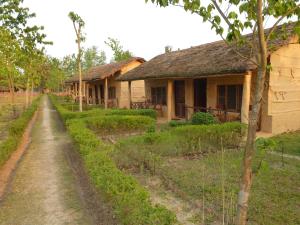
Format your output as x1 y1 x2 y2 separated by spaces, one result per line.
22 0 221 61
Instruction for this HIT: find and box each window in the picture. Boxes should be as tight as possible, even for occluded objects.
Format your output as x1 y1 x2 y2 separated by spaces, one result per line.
217 85 243 111
151 87 166 105
108 87 116 99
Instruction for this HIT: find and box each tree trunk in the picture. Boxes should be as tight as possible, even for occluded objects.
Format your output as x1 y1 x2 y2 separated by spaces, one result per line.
77 35 83 112
236 1 267 224
8 72 16 117
30 79 34 104
25 77 30 108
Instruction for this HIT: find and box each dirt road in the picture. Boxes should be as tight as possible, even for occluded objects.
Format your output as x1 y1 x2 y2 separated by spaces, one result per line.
0 96 116 225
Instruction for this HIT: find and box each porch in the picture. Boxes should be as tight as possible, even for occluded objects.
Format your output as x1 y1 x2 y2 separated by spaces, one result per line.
136 72 253 124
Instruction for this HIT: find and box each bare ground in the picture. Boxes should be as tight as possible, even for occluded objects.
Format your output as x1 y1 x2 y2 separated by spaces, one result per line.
134 173 200 225
0 96 117 225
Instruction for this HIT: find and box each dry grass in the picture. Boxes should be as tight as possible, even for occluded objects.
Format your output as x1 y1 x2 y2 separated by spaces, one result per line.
0 93 38 143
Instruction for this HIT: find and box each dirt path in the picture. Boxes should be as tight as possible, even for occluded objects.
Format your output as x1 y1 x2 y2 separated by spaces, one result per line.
269 151 300 161
0 96 117 225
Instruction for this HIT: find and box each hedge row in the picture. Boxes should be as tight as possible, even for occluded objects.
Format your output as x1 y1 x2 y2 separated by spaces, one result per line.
50 95 157 120
113 122 246 172
0 96 41 167
86 115 156 135
50 95 176 225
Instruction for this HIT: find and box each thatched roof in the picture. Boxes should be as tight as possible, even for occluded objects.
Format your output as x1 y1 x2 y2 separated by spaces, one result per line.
65 57 145 83
118 23 298 81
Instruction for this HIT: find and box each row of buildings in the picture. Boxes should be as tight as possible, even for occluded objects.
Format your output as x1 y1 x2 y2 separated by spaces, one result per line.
65 24 300 135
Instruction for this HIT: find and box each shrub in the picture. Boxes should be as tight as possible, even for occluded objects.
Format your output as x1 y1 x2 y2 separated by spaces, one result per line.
50 95 157 120
0 96 41 167
86 115 156 135
191 112 216 125
114 122 246 170
168 120 191 127
110 109 157 119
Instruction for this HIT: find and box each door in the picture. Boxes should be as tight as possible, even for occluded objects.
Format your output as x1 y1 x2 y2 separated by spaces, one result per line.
194 79 207 112
174 80 185 118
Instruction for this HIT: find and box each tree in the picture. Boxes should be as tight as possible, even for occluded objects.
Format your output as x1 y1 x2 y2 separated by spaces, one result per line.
61 54 77 78
0 0 50 110
105 37 133 62
42 56 65 92
83 46 106 71
0 27 22 110
68 11 85 112
146 0 300 224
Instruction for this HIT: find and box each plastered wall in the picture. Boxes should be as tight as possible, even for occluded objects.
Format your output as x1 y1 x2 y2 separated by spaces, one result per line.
263 42 300 134
119 61 146 108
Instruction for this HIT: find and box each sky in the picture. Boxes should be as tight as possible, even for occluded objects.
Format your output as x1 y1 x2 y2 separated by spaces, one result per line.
22 0 221 61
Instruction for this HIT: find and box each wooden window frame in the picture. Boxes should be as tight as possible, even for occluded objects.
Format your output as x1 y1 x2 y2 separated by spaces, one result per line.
108 86 116 100
151 86 167 105
217 84 243 112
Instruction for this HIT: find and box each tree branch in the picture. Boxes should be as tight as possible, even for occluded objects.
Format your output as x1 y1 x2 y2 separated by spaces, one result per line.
266 4 300 43
211 0 231 28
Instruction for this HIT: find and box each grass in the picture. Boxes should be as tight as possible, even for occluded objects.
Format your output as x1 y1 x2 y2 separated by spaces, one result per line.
51 94 300 225
50 94 177 225
113 125 300 224
271 130 300 156
158 151 300 225
0 93 38 143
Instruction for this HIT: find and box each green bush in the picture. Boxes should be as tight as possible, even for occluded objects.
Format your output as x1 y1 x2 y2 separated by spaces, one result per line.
50 95 157 120
191 112 216 125
86 115 156 135
168 120 191 127
110 109 157 119
0 96 41 167
113 122 246 172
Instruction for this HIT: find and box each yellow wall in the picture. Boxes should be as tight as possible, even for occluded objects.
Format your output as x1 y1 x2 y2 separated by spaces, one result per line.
119 60 146 108
262 42 300 134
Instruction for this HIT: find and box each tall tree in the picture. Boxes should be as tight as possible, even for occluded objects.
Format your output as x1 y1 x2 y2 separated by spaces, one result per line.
105 37 133 62
83 46 106 71
0 0 50 110
146 0 300 224
68 11 85 112
61 54 77 78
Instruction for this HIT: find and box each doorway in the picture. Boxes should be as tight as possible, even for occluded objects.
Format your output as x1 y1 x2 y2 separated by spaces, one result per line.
194 79 207 112
174 80 185 118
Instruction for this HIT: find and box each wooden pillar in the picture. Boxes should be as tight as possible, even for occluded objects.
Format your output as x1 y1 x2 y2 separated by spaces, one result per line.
185 79 194 120
104 78 108 109
74 83 78 96
86 83 90 104
83 81 86 97
92 84 96 104
97 84 101 105
241 72 252 124
167 80 174 121
128 81 132 109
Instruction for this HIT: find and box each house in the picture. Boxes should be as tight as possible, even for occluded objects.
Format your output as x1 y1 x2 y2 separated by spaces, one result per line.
65 57 146 109
118 24 300 134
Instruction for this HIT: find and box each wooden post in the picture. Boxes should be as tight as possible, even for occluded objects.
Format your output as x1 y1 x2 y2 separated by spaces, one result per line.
97 84 101 105
241 72 252 124
75 83 78 96
167 80 174 121
86 83 90 104
83 81 86 97
105 78 108 109
128 81 132 109
92 84 96 104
